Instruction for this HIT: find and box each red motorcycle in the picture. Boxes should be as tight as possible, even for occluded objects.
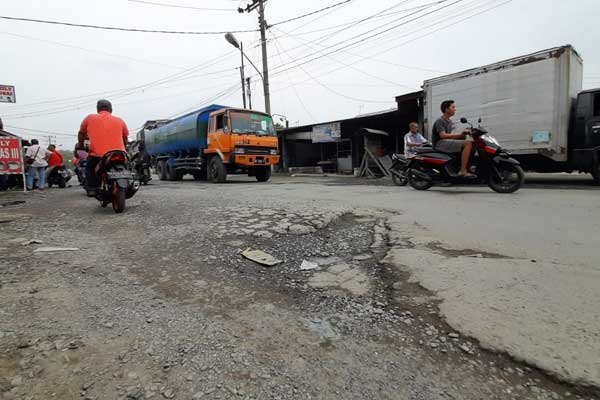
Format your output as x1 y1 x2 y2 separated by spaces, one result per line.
406 118 524 193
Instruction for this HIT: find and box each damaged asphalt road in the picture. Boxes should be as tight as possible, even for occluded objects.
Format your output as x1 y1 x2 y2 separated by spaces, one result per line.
0 175 598 400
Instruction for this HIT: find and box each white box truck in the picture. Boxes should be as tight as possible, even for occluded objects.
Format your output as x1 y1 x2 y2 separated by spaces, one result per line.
422 45 600 183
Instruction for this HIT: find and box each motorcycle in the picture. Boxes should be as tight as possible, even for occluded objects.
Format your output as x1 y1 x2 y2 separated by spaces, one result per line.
46 165 71 188
92 150 139 213
390 154 409 186
75 159 87 187
127 140 152 185
133 154 152 185
390 143 433 186
406 118 524 193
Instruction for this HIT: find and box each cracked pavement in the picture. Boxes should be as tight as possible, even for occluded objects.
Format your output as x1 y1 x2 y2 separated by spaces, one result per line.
0 174 598 400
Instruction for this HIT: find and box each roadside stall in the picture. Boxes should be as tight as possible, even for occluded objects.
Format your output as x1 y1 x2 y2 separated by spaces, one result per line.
0 129 26 191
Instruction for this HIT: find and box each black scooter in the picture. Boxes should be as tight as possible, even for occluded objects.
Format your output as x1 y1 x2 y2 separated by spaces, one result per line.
390 143 434 186
92 150 138 213
390 154 409 186
406 118 525 193
46 165 71 188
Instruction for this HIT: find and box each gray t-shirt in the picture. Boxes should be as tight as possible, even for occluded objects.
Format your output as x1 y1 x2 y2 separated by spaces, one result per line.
432 117 454 146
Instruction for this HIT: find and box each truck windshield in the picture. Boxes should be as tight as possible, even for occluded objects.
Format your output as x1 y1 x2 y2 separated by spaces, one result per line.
230 112 276 136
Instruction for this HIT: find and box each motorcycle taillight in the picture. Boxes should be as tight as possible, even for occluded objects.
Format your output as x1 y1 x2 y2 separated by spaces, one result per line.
110 155 125 162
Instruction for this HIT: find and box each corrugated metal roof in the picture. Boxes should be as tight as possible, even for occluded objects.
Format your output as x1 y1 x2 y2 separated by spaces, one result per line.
280 109 399 134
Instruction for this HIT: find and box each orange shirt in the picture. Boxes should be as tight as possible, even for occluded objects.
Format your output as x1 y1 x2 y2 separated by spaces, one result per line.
80 111 129 157
47 150 63 167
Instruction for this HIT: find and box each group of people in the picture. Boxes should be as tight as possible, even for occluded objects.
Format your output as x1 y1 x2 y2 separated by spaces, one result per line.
19 99 128 193
403 100 474 177
24 141 64 190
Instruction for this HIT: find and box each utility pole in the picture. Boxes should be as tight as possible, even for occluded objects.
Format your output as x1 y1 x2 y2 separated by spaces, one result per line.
238 0 271 115
246 77 252 109
240 42 247 109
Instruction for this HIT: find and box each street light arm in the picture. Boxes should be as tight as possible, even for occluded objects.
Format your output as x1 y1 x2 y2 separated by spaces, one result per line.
242 52 263 81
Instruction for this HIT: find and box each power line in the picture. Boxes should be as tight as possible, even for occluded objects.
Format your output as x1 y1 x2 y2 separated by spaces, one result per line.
270 32 394 104
0 31 185 70
272 27 418 90
270 0 464 77
2 47 244 117
269 0 354 27
0 15 257 35
4 125 76 137
272 19 447 75
127 0 237 11
276 1 447 38
267 0 500 93
271 34 317 122
253 0 420 78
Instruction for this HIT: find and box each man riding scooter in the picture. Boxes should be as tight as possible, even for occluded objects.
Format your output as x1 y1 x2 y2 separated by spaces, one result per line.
78 99 129 196
432 100 474 177
46 144 71 188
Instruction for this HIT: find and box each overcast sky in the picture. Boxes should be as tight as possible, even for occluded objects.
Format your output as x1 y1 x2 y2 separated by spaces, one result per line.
1 0 599 147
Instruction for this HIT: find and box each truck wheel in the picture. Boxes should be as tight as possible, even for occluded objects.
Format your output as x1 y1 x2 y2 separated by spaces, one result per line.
592 160 600 185
208 157 226 183
193 169 207 181
255 166 272 182
166 163 181 181
157 160 167 181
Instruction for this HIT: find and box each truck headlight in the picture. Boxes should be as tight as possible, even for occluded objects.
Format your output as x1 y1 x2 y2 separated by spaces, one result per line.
270 149 278 155
234 147 246 154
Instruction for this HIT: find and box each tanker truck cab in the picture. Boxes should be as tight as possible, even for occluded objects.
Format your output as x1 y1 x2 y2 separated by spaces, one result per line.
205 108 279 183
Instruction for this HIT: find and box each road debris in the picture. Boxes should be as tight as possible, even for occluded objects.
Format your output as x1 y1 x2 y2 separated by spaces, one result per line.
241 248 282 267
33 247 79 253
21 239 43 246
300 260 319 271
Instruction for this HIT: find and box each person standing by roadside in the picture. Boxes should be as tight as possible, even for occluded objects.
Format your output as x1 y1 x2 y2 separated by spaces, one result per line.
25 139 52 190
404 122 427 158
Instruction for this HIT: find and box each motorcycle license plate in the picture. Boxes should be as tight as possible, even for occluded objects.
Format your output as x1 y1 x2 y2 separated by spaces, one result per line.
107 171 132 179
255 157 265 165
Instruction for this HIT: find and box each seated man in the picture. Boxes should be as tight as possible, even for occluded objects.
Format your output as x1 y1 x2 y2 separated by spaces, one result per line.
432 100 474 177
404 122 427 158
46 144 63 176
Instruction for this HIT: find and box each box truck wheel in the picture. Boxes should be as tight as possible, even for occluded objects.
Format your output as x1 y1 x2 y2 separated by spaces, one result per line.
208 157 226 183
593 157 600 185
166 163 182 181
157 160 168 181
255 166 272 182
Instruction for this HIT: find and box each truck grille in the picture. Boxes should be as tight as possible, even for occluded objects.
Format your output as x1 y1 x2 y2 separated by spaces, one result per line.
238 146 274 155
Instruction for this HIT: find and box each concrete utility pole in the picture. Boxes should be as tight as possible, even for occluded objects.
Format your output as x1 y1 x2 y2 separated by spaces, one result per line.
240 42 247 109
246 77 252 109
238 0 271 115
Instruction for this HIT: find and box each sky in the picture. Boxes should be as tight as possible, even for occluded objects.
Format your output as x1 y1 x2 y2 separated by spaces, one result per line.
0 0 599 148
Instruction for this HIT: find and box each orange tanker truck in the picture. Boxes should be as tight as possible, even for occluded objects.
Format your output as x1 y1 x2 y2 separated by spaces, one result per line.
144 104 279 183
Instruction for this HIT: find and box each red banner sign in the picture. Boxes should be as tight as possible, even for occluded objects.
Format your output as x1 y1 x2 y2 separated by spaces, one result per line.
0 138 24 175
